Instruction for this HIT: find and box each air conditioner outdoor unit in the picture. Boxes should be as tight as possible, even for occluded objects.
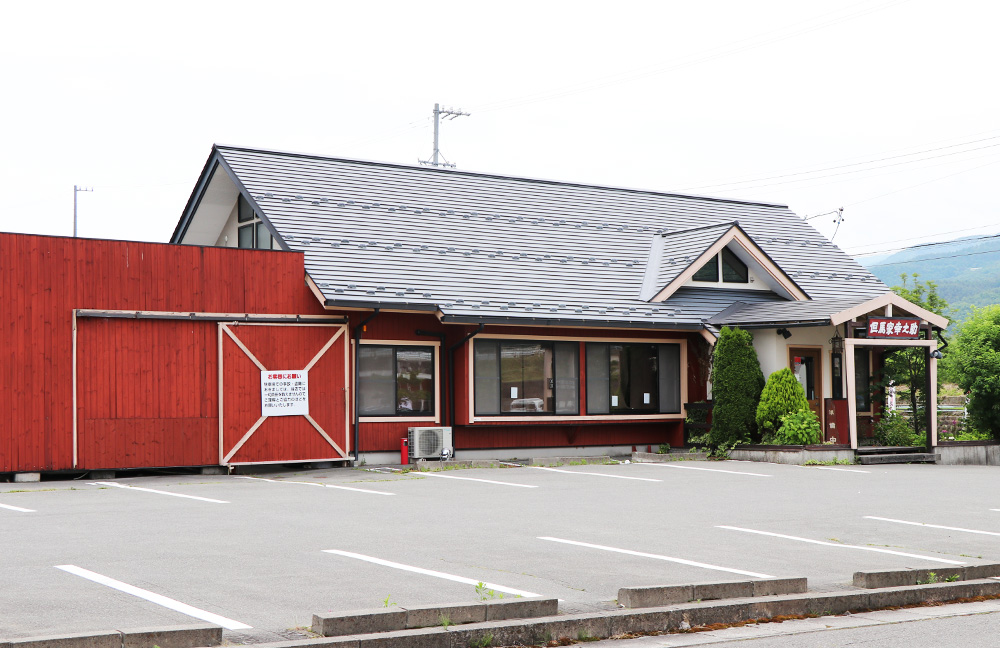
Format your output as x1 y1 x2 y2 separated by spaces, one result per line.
408 426 453 460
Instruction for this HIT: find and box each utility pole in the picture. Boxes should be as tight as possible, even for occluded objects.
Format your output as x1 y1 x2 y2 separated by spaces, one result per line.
419 103 470 168
74 185 93 237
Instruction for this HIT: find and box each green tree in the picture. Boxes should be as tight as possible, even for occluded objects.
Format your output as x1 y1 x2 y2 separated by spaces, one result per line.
951 304 1000 440
710 327 764 447
883 274 950 436
756 368 810 441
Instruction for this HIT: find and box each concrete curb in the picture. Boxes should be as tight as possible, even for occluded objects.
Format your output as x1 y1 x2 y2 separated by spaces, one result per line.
530 456 612 466
853 563 1000 588
251 580 1000 648
619 577 808 608
3 625 221 648
631 452 708 462
312 599 559 636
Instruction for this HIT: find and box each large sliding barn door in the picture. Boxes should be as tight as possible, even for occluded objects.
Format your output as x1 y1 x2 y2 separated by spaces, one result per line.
219 323 349 465
76 317 218 469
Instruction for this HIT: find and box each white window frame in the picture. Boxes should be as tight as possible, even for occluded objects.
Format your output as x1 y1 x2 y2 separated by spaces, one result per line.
356 339 441 424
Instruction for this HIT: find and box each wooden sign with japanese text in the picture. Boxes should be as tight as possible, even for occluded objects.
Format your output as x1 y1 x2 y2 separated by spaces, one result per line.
866 317 921 339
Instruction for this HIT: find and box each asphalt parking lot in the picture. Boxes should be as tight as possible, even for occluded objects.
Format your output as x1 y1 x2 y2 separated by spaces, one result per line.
3 459 1000 643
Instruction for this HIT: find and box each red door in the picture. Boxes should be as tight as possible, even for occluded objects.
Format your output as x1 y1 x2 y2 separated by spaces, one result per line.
220 323 349 464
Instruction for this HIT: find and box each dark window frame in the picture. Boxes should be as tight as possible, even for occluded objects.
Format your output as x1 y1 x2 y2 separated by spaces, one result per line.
472 339 579 416
358 343 437 418
235 195 275 250
585 342 682 415
692 249 750 284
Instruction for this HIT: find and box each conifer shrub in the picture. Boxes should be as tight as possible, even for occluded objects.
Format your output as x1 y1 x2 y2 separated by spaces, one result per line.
710 327 764 448
756 368 810 442
774 409 822 445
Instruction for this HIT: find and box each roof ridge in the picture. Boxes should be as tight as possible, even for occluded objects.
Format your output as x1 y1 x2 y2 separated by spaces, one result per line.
213 144 790 209
660 221 740 237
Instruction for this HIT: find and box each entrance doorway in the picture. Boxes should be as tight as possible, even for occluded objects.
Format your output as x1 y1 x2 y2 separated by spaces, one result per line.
789 347 823 426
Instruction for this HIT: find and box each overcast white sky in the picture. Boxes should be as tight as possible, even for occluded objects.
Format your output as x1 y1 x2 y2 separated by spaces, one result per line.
2 0 997 260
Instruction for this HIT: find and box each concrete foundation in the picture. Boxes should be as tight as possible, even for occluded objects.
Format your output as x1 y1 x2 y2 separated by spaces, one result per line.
729 446 855 465
937 442 1000 465
13 472 40 483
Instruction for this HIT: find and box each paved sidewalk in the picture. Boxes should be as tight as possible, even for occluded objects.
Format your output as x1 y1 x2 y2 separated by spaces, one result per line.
580 599 1000 646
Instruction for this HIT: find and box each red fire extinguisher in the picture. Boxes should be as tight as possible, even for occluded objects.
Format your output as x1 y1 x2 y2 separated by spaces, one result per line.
401 438 409 465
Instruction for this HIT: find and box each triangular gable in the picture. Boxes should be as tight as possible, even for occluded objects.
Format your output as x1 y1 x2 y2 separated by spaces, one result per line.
649 223 808 303
830 292 949 330
170 146 284 250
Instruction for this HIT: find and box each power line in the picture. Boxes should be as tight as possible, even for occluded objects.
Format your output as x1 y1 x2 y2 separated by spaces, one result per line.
868 246 1000 267
684 134 1000 192
855 233 1000 259
844 222 1000 253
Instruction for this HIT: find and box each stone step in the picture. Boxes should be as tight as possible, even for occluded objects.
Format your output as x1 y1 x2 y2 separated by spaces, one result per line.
856 446 925 455
857 452 940 464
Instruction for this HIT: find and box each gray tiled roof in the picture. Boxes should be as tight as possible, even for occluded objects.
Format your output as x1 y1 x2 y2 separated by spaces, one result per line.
709 297 872 327
209 145 888 328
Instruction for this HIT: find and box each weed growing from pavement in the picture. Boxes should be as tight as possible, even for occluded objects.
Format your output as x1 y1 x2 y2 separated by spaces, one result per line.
440 615 453 629
475 581 504 600
468 632 493 648
382 595 395 607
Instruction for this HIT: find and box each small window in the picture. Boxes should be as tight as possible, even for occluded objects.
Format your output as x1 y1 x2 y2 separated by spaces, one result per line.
692 249 750 283
721 248 749 283
233 195 275 249
854 348 871 412
358 345 435 416
692 257 719 282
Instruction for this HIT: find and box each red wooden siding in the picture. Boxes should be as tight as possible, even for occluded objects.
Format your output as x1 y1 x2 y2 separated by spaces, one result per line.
76 318 217 469
221 324 349 464
0 233 328 472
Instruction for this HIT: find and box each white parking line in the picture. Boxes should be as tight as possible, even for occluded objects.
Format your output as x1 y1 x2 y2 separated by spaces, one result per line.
0 502 35 513
538 537 774 578
532 467 660 482
865 516 1000 537
717 526 966 565
55 564 251 630
89 482 229 504
420 472 538 488
235 475 394 495
646 464 772 477
322 549 541 597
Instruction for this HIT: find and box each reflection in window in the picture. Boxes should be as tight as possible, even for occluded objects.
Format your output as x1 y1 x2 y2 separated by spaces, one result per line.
474 340 578 415
358 345 434 416
854 348 871 412
586 343 681 414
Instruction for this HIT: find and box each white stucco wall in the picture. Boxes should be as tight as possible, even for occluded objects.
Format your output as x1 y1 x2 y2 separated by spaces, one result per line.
214 202 240 247
751 326 838 400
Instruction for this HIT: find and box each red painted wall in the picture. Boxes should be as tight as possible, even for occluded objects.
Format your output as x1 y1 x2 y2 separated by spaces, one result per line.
0 233 326 472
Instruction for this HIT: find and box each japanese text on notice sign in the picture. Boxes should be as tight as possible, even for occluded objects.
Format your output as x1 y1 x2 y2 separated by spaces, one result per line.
867 317 920 339
260 370 309 416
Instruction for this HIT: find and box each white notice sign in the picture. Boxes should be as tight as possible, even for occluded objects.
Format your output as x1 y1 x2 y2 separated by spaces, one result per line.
261 370 309 416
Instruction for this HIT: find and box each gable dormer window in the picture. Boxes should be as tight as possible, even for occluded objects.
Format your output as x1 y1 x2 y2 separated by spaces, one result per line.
237 195 274 250
692 248 748 284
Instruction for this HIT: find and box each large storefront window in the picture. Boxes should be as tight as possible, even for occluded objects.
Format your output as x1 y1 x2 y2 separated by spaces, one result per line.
473 340 578 415
586 343 681 414
358 345 435 416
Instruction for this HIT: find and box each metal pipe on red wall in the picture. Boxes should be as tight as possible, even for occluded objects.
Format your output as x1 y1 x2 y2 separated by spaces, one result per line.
447 323 484 440
353 309 380 463
415 329 447 426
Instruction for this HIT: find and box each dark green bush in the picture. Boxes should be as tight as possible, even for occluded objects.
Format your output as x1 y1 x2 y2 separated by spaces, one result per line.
710 327 764 448
756 368 809 441
774 409 822 445
873 411 921 446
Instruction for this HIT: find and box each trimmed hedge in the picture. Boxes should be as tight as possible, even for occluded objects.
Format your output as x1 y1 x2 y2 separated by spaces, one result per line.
710 327 764 447
756 368 810 441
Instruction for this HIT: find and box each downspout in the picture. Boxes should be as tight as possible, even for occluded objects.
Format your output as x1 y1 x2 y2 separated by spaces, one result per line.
353 309 380 463
415 329 447 425
447 324 485 451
